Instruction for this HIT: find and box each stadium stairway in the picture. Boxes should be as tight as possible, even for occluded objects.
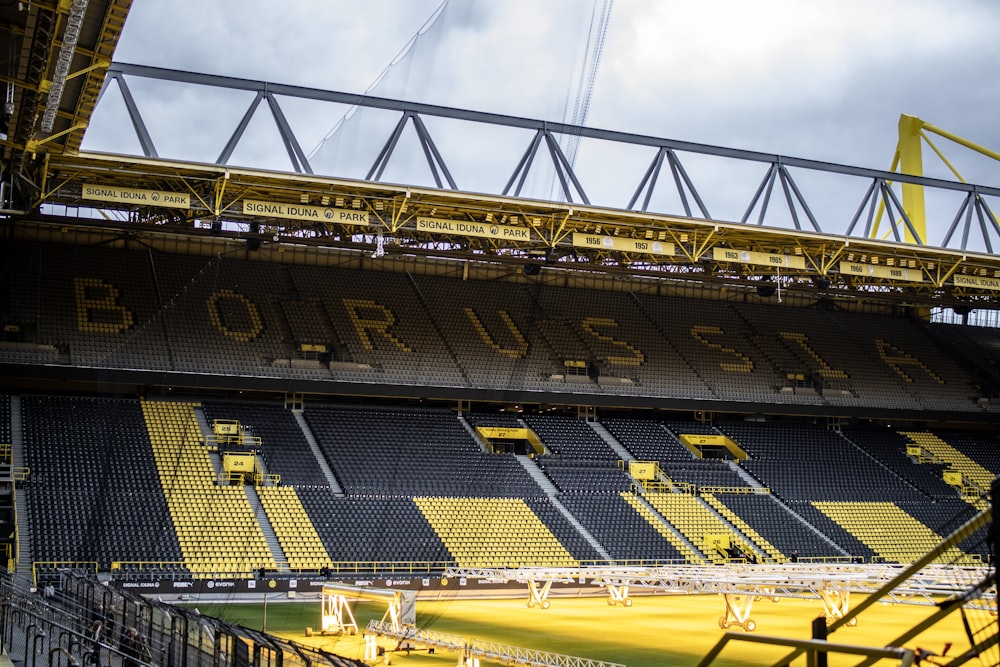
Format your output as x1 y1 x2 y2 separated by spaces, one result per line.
293 411 344 494
517 457 558 495
587 421 634 460
727 460 765 488
244 487 288 572
701 493 784 562
9 396 32 589
458 415 491 452
621 492 707 564
514 457 611 560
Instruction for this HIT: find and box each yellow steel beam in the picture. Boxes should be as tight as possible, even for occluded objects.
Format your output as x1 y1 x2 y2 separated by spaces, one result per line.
897 114 925 245
894 113 1000 247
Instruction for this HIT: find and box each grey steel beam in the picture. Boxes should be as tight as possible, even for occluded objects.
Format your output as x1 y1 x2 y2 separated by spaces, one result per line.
217 91 265 165
411 113 457 189
108 71 157 158
367 112 409 182
940 193 973 249
264 92 313 175
668 149 711 219
778 165 821 233
107 62 1000 199
627 146 665 212
543 129 589 205
503 129 544 198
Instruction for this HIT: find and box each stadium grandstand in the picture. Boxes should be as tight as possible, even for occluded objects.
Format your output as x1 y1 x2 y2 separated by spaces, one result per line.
0 1 997 667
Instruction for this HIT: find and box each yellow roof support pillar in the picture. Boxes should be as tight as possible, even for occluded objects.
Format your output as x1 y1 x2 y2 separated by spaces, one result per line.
897 114 926 244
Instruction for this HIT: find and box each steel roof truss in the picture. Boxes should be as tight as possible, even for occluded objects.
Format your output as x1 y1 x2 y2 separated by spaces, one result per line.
264 92 312 175
216 91 265 166
742 162 822 233
108 70 156 158
941 192 974 250
879 180 923 245
778 165 821 233
366 111 457 189
845 179 880 238
410 112 457 190
503 129 544 197
367 111 409 182
542 129 589 205
628 147 711 221
974 194 1000 255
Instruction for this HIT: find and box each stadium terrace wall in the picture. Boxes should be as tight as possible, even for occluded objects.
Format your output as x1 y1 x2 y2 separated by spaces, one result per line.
0 363 995 424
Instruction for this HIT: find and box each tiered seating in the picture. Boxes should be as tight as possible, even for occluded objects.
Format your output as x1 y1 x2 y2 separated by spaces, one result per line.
635 294 793 404
2 239 995 414
257 486 331 571
522 497 604 562
733 303 923 410
836 311 978 412
0 394 9 444
600 417 694 463
463 412 526 428
841 427 959 498
414 497 577 567
901 431 994 500
703 493 843 560
897 498 990 558
618 493 705 563
4 242 172 369
280 298 333 348
645 492 741 563
663 460 750 490
930 430 1000 477
810 501 976 564
535 458 633 494
720 422 926 502
785 502 875 560
928 323 1000 406
153 255 294 377
530 287 714 399
698 493 785 562
521 415 618 460
411 276 561 393
662 420 718 437
10 392 999 573
21 395 182 570
289 266 467 387
0 341 62 365
557 493 689 563
295 490 448 564
202 401 329 488
141 400 274 577
305 406 541 496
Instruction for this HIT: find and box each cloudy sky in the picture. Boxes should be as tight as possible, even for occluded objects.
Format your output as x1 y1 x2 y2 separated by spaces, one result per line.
84 0 1000 248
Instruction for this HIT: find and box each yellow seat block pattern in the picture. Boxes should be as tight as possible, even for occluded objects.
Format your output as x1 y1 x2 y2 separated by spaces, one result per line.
811 501 975 565
644 493 736 564
901 431 992 507
141 400 276 578
621 493 707 565
258 485 330 571
414 497 577 568
702 493 784 562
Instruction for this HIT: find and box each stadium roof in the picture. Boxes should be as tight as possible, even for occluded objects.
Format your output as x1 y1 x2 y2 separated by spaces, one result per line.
2 0 999 310
0 0 130 162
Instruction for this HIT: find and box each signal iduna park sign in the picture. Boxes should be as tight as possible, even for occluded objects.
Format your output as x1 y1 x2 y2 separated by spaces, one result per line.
416 216 532 241
242 199 369 225
82 185 190 209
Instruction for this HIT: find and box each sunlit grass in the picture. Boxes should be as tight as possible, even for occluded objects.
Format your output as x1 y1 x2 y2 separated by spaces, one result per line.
186 592 975 667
